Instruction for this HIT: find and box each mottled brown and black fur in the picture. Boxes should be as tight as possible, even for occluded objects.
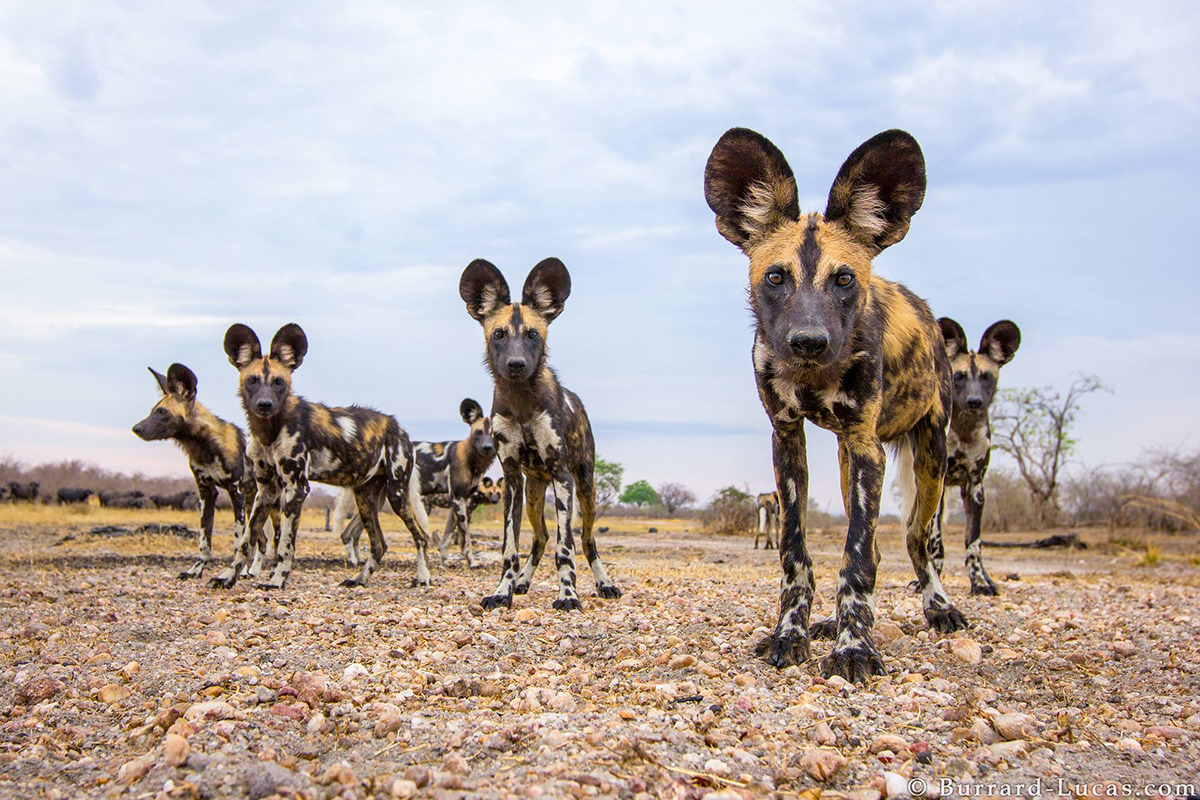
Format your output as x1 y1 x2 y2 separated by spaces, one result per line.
338 398 497 568
705 127 966 682
210 323 432 590
132 364 275 579
755 491 780 550
928 318 1021 596
459 258 621 610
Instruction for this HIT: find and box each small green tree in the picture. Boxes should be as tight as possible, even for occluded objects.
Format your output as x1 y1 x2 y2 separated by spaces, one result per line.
619 480 659 507
594 457 624 513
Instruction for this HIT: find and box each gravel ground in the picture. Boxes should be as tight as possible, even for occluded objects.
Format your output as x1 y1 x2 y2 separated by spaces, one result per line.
1 508 1198 800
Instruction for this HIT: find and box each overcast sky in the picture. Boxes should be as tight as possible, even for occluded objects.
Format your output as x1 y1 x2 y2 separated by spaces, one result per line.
1 1 1198 512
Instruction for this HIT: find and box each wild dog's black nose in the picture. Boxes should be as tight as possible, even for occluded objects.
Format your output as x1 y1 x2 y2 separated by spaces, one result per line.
967 397 984 410
507 358 527 375
256 399 274 414
788 329 829 358
480 442 496 455
131 424 145 438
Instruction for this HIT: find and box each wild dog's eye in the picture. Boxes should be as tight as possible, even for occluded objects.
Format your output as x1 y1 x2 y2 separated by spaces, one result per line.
271 377 285 388
156 407 168 416
246 375 260 386
526 330 539 341
835 272 855 288
981 373 993 383
954 371 967 381
493 329 506 340
765 269 785 286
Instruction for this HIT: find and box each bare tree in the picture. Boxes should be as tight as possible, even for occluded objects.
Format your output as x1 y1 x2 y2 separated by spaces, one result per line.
991 374 1108 529
656 482 696 516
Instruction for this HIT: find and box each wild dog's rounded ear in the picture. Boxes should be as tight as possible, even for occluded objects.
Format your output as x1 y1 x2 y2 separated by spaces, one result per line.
704 127 800 253
166 363 198 401
522 258 571 322
148 367 171 395
480 476 494 488
459 259 511 322
224 324 262 369
938 318 969 359
460 398 483 424
270 323 308 370
980 320 1021 366
825 129 926 255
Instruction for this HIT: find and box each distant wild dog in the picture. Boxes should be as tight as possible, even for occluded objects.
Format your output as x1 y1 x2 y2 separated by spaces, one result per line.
133 364 272 578
705 127 964 681
337 475 505 568
212 323 432 590
57 487 95 505
755 491 780 550
929 318 1021 596
459 258 621 610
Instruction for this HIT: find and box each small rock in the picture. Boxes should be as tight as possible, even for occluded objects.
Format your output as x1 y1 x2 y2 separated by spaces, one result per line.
1115 737 1143 752
16 678 64 705
320 763 356 787
306 711 327 735
99 684 130 704
703 758 729 776
270 703 307 721
988 739 1029 760
669 654 696 670
733 672 756 687
989 712 1038 741
799 748 846 781
968 718 1000 744
1146 725 1188 740
870 734 909 755
515 608 538 623
808 722 837 746
1112 641 1137 657
165 732 190 767
874 623 905 645
243 762 304 800
184 700 236 722
392 778 418 798
117 755 153 784
443 752 469 775
343 663 369 682
950 637 982 665
883 771 910 798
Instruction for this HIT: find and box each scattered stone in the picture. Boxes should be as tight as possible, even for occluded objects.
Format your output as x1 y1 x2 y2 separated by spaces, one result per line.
16 678 64 705
989 712 1039 741
99 684 130 704
799 748 846 781
164 732 190 767
950 637 982 665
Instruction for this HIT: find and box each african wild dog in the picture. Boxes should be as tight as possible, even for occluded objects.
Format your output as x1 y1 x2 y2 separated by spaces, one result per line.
211 323 433 590
57 487 95 505
704 127 965 682
337 475 505 568
755 491 779 550
459 258 621 610
133 364 274 579
927 318 1021 596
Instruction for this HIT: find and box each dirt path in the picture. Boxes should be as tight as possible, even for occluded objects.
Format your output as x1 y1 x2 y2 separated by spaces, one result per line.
1 511 1198 799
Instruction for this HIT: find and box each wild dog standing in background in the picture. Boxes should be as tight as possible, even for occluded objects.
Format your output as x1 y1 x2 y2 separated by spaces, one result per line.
132 364 274 578
211 323 432 590
459 258 622 610
929 318 1020 596
337 475 505 568
755 491 780 550
336 398 497 568
705 127 965 682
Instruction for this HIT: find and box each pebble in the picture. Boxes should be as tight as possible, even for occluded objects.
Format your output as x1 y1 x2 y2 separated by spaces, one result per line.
515 608 538 623
392 778 419 798
883 771 910 798
1115 737 1143 752
99 684 130 704
185 700 237 722
16 678 64 705
989 712 1038 740
808 722 837 746
799 748 846 781
874 622 905 645
871 734 909 754
343 663 369 682
117 754 153 784
164 732 190 766
950 637 982 665
703 758 729 776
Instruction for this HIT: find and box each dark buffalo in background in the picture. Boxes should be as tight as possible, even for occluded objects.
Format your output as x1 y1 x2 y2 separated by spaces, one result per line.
98 489 152 509
150 490 199 511
8 482 39 502
57 487 96 505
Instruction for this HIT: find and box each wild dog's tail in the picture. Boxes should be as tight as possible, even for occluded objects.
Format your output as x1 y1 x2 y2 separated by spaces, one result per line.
407 464 431 547
893 436 918 533
757 502 768 533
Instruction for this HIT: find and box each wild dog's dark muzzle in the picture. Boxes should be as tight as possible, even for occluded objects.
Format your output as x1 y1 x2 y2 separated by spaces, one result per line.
788 328 830 359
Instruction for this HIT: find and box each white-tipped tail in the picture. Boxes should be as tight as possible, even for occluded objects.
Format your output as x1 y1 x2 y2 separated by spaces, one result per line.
894 437 917 532
408 466 431 544
757 504 768 533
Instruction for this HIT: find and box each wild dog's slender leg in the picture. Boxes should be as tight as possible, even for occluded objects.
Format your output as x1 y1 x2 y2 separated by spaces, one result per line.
576 461 620 598
181 481 217 579
384 454 432 587
757 420 815 668
260 456 308 590
255 503 282 575
907 420 968 632
211 476 279 588
811 441 855 640
514 476 548 595
928 490 946 576
334 489 362 567
962 481 998 595
820 429 887 683
767 500 778 550
482 458 524 609
343 483 386 587
755 503 764 549
449 486 478 569
340 516 364 568
437 511 457 565
550 469 581 611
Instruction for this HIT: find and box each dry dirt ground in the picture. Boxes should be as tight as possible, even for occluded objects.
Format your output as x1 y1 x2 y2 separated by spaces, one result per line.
1 504 1199 800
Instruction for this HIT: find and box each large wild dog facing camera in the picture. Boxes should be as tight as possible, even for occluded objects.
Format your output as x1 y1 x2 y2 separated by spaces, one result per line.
459 258 621 612
704 126 964 683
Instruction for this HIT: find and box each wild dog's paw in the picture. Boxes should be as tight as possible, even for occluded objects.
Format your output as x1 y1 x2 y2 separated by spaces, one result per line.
970 579 999 597
481 591 513 610
755 632 811 668
208 572 238 590
179 561 206 580
512 581 531 595
906 579 921 593
340 577 366 588
596 582 622 599
925 604 968 632
410 576 432 588
821 644 885 684
552 597 582 612
808 616 837 640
